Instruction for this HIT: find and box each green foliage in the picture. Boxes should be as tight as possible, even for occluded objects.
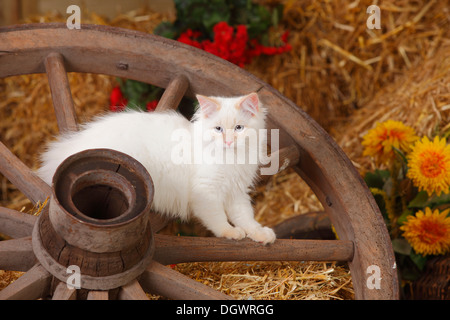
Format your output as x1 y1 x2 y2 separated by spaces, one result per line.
154 0 277 42
118 79 162 110
408 190 450 210
364 169 390 190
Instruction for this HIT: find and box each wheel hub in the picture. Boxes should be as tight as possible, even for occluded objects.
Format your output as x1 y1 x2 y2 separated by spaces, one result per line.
31 149 155 291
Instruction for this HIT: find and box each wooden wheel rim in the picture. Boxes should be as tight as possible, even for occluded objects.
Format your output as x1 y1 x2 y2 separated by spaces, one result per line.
32 212 155 291
0 23 399 299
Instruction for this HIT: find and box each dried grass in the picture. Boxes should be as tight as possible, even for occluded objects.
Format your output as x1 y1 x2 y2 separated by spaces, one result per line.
0 270 23 291
253 168 323 228
334 40 450 174
171 261 354 300
249 0 449 130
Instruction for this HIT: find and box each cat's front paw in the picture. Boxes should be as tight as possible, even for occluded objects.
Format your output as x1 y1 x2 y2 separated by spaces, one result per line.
221 226 246 241
247 226 276 245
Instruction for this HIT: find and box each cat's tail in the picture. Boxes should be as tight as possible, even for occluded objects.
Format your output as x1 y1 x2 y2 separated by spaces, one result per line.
36 137 79 186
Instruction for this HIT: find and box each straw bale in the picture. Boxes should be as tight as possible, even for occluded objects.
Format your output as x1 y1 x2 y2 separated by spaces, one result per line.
334 40 450 174
172 261 354 300
249 0 449 130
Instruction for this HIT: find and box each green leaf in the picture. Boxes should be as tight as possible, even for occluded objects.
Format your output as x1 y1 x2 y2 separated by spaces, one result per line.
410 251 427 271
153 21 179 39
392 146 408 165
118 80 163 111
408 191 450 210
427 192 450 208
392 238 412 256
395 253 422 281
246 6 271 39
397 209 413 226
271 6 279 28
408 191 429 209
364 169 390 189
173 0 230 38
369 189 388 222
202 11 229 31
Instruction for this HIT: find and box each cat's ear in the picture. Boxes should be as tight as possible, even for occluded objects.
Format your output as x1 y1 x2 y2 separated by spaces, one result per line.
196 95 220 118
237 93 259 117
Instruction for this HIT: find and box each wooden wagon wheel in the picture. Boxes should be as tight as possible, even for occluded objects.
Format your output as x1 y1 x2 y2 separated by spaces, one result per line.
0 23 399 300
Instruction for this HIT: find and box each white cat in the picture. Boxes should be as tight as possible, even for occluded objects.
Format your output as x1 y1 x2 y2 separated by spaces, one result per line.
38 92 276 244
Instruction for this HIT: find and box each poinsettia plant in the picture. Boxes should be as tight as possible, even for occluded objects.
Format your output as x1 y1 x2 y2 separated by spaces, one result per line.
361 120 450 288
110 0 291 112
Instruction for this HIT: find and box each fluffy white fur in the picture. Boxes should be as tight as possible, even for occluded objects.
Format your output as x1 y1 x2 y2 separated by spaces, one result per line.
38 93 276 244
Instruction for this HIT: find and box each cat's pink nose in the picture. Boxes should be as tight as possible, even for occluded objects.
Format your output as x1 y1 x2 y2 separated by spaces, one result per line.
226 141 233 146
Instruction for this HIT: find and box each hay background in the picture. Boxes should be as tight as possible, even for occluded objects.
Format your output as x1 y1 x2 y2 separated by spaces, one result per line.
1 0 449 299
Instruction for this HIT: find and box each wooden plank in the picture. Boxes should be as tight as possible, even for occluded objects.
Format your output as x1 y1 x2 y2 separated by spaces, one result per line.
272 211 334 240
0 141 51 205
0 237 36 272
52 281 77 300
44 52 78 133
139 261 233 300
118 280 149 300
0 206 37 238
153 235 354 265
87 290 109 300
155 74 189 111
0 263 52 300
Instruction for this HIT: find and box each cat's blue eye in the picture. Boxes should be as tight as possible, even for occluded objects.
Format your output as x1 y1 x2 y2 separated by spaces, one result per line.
234 125 244 132
214 126 223 133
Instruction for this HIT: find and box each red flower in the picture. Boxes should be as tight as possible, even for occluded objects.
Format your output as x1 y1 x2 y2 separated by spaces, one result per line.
213 21 234 44
177 29 202 49
176 22 291 68
109 86 128 112
281 30 289 43
146 100 159 112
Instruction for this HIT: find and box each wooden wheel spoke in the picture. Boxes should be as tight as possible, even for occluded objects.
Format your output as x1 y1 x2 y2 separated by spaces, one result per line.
118 279 149 300
52 282 77 300
0 263 52 300
0 206 37 238
44 52 78 133
139 261 232 300
155 74 189 111
0 237 36 272
87 290 109 300
154 235 354 265
259 144 300 182
0 141 51 205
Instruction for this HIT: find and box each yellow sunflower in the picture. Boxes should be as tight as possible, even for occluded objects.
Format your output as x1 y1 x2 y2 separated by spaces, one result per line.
362 120 418 165
407 136 450 197
400 207 450 256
